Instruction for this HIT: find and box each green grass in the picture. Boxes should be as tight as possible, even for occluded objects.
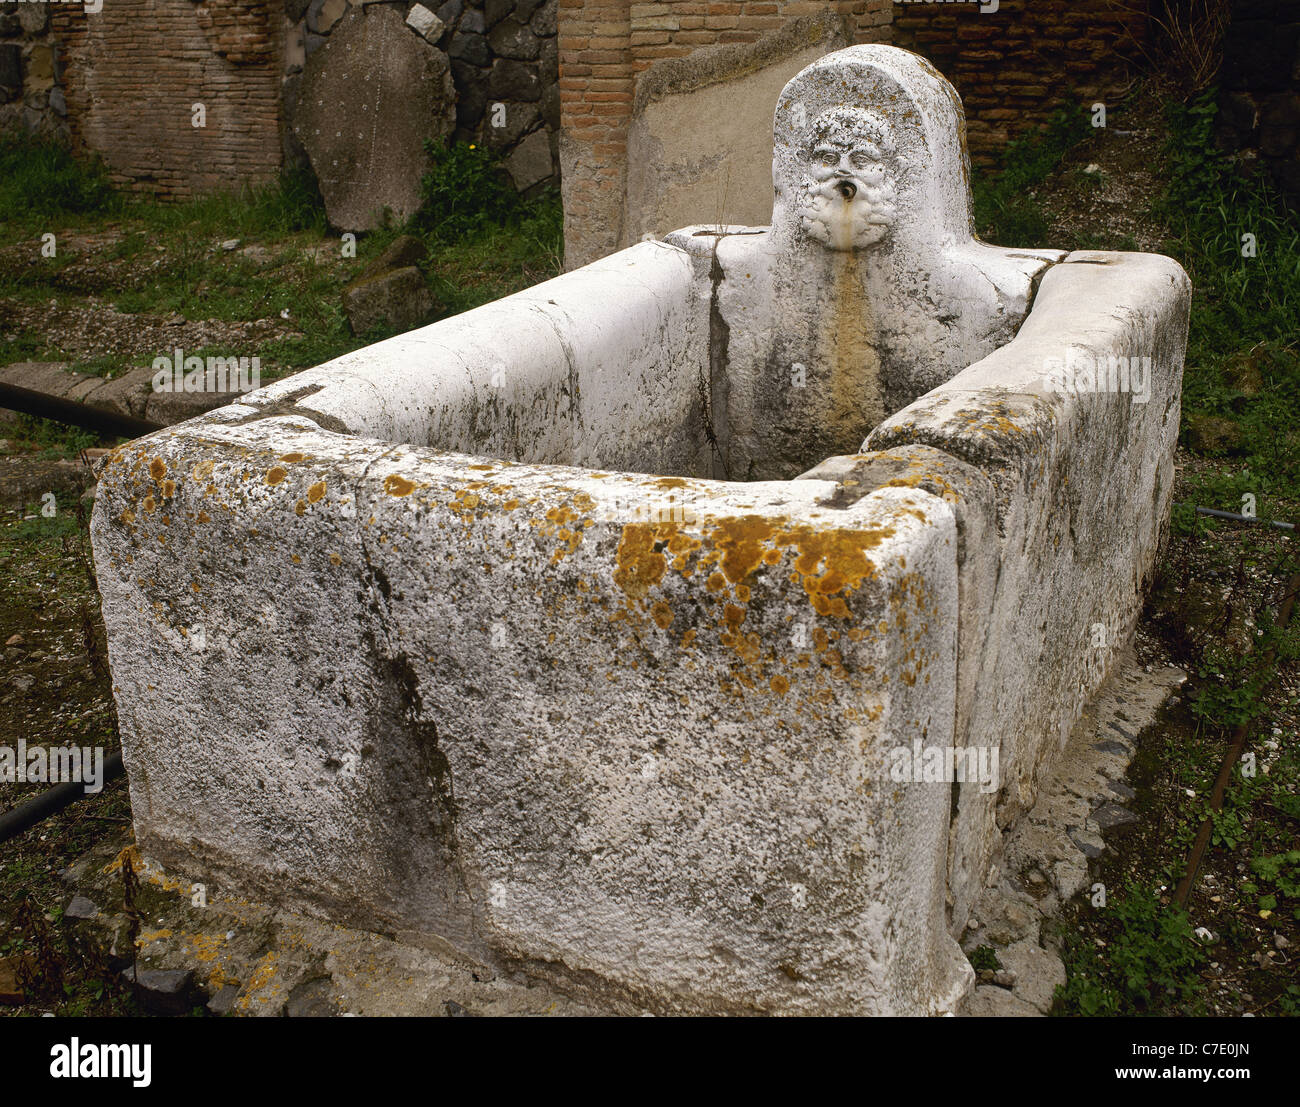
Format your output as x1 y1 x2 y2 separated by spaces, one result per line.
972 103 1092 246
5 414 103 458
0 133 119 227
0 139 564 379
1056 886 1209 1016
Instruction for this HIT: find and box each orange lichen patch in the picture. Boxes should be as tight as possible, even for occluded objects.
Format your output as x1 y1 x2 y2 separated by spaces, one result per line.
120 508 136 525
329 552 342 566
196 510 210 524
680 628 697 648
467 464 497 471
307 481 326 504
162 479 176 499
652 477 689 490
149 458 166 482
384 474 416 497
138 929 172 944
190 582 201 593
614 523 667 600
191 460 215 481
242 952 279 997
295 501 307 516
279 452 305 464
290 554 302 564
265 466 287 486
188 933 226 962
723 604 746 631
651 601 674 630
142 495 157 514
501 498 520 511
538 503 587 562
710 515 782 585
770 673 790 696
705 571 726 593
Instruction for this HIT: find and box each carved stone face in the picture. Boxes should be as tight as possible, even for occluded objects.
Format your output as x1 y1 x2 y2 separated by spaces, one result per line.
795 107 897 251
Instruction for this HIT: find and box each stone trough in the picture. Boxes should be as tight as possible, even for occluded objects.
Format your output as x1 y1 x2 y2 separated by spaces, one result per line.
90 46 1190 1015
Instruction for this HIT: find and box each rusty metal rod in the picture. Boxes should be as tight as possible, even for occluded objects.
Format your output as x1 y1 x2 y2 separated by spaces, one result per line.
1173 570 1300 908
1195 506 1295 532
0 382 161 440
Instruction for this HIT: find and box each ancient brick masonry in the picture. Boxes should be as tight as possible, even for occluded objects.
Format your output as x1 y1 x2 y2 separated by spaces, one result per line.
1215 0 1300 202
559 1 891 266
890 0 1147 167
52 0 283 198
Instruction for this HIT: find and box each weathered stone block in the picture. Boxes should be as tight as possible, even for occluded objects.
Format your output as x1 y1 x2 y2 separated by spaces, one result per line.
342 264 437 334
291 7 455 231
93 46 1188 1016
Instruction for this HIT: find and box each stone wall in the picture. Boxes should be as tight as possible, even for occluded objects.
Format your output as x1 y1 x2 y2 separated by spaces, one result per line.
2 0 558 208
1215 0 1300 202
47 0 282 197
0 1 70 142
559 1 891 269
286 0 559 199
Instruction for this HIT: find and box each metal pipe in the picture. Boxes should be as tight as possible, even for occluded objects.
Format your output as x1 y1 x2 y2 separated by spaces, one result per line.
0 753 125 843
1194 506 1294 532
0 382 161 440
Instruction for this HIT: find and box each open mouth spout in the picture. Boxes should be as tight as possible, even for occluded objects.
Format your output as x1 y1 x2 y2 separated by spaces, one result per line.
835 179 858 201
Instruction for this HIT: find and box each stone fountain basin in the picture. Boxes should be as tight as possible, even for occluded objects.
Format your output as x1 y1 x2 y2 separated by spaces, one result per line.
90 237 1188 1015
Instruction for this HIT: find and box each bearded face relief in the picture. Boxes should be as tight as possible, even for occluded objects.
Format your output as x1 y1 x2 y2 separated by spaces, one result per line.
796 107 898 251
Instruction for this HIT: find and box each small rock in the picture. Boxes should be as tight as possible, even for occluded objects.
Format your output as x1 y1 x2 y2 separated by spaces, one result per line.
405 3 445 41
992 969 1018 988
120 966 196 1016
220 239 241 252
343 266 437 336
445 999 470 1017
1091 803 1138 831
1275 933 1290 950
284 976 338 1018
4 634 23 647
0 956 25 1005
206 983 240 1015
12 674 34 693
962 984 1042 1017
1067 826 1106 859
64 895 99 921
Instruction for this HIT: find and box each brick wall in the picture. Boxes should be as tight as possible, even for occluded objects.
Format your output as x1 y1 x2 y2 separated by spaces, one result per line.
891 0 1147 166
1216 0 1300 201
52 0 283 198
559 0 890 265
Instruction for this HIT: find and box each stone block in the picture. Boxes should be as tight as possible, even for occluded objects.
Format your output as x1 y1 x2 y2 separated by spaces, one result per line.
290 7 455 232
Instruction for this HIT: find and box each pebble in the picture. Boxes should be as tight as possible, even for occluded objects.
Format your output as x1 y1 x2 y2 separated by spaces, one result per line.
4 633 23 647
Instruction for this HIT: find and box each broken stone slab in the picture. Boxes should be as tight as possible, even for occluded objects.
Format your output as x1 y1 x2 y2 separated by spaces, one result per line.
504 129 552 190
291 6 455 231
342 265 437 335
